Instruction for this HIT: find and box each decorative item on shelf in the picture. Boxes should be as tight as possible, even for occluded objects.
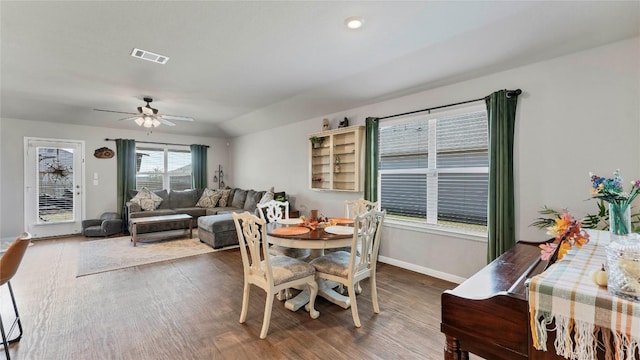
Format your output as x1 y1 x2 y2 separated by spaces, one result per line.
312 177 322 182
606 234 640 300
535 210 590 267
338 117 349 128
310 136 325 149
589 169 640 237
213 165 225 189
93 147 114 159
334 155 341 173
322 118 330 131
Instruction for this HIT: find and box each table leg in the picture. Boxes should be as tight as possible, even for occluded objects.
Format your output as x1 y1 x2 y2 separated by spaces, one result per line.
133 224 137 247
284 279 351 311
188 219 192 238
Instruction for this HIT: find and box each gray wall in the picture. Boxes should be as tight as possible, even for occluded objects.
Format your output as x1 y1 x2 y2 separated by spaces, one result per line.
0 120 229 240
231 37 640 282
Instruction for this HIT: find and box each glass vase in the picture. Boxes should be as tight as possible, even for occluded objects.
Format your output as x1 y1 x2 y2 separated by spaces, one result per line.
609 203 632 236
606 234 640 301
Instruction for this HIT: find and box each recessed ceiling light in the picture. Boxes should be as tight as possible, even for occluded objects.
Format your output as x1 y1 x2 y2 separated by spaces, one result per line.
344 16 364 30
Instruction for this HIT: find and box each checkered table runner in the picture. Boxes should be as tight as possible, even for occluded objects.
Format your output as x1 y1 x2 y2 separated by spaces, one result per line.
528 230 640 360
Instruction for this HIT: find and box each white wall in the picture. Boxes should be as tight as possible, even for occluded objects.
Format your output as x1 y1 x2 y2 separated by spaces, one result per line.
0 119 230 239
231 37 640 281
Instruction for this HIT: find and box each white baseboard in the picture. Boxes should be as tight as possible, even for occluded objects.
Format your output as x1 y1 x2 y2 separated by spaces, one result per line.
378 255 467 284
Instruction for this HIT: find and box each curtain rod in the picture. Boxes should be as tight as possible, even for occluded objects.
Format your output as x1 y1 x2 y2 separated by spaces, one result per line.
379 89 522 120
104 138 209 148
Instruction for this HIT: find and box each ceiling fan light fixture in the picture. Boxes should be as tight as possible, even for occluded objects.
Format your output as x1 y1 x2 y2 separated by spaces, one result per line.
152 119 161 127
143 117 154 128
344 16 365 30
134 117 144 126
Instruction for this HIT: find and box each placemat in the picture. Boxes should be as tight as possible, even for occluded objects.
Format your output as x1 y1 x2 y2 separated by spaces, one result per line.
330 218 354 225
272 226 310 236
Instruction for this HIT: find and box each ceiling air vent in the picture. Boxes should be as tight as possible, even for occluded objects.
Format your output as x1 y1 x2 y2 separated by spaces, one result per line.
130 48 169 64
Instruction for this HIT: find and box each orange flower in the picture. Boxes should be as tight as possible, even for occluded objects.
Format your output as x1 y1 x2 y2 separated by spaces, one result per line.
542 210 590 261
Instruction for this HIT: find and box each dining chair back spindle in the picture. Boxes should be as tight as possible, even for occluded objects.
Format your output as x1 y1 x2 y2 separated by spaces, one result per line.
344 199 378 219
1 232 32 360
232 212 319 339
258 200 310 260
310 209 386 327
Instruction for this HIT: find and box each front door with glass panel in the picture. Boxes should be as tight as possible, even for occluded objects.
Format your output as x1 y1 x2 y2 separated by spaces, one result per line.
24 138 84 238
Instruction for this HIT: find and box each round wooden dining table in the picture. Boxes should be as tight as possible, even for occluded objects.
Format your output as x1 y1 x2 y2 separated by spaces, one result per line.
266 222 354 312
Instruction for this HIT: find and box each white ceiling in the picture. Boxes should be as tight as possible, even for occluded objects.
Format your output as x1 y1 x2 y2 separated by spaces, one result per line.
1 1 638 138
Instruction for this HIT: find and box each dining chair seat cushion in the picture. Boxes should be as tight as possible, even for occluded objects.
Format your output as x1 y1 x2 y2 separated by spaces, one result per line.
268 245 310 259
264 255 315 286
310 251 360 278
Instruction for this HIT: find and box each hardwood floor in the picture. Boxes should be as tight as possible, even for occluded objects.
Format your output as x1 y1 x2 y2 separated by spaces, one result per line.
2 235 460 360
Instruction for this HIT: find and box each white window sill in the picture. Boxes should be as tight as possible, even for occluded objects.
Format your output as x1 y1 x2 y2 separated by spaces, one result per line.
383 218 488 243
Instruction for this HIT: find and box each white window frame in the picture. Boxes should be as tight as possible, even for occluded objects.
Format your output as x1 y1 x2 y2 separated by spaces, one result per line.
378 102 488 241
135 145 191 191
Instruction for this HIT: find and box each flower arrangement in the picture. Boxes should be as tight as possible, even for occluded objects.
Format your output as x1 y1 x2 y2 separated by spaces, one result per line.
538 210 590 261
589 169 640 235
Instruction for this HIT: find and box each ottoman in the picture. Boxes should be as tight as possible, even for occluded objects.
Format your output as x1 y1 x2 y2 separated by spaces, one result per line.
198 213 239 249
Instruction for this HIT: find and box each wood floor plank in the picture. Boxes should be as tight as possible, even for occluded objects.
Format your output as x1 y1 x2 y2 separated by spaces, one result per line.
2 236 460 359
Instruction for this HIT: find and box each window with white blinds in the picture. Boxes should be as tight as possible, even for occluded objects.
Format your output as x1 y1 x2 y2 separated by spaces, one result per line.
378 103 488 232
136 146 192 191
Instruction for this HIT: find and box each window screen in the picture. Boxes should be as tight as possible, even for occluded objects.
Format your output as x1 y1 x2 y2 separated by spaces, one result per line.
378 106 488 231
136 146 192 191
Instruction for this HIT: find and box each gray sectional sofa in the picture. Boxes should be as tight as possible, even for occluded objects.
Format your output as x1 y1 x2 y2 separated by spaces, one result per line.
125 187 273 248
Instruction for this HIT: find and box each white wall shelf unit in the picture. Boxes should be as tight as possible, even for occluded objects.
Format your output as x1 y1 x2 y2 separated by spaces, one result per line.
309 126 364 192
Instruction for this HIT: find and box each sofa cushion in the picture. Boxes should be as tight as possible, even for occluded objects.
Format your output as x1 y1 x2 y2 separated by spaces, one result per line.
196 188 222 208
205 207 240 216
243 190 264 211
198 213 235 232
169 189 198 208
217 189 232 207
231 189 248 209
130 187 164 211
129 209 176 218
174 207 207 218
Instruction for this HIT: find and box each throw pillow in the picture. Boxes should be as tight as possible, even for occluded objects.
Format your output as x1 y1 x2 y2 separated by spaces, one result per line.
196 188 223 208
258 187 275 205
217 189 232 207
130 187 163 211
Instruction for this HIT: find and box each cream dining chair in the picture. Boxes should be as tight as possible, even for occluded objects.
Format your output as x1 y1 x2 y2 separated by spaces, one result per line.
257 200 310 300
257 200 310 260
232 212 319 339
344 199 378 219
310 209 385 328
1 232 32 360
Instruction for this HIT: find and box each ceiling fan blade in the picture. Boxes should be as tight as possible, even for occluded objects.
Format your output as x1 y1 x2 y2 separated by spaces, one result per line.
118 116 140 122
159 119 176 126
159 114 194 122
94 109 138 116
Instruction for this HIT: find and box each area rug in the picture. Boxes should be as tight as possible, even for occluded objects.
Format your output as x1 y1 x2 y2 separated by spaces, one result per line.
77 233 214 277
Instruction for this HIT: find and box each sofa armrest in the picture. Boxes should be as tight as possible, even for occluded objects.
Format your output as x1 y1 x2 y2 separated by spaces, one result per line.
126 201 142 213
102 219 123 234
82 219 102 229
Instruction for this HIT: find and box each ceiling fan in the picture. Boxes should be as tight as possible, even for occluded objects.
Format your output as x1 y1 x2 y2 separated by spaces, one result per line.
94 97 194 128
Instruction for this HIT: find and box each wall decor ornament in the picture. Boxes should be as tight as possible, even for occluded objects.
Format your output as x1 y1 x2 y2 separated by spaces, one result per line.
94 147 115 159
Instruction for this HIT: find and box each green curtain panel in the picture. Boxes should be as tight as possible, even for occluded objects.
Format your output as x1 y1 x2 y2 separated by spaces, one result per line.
190 144 208 189
486 90 519 262
116 139 136 216
364 117 380 202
